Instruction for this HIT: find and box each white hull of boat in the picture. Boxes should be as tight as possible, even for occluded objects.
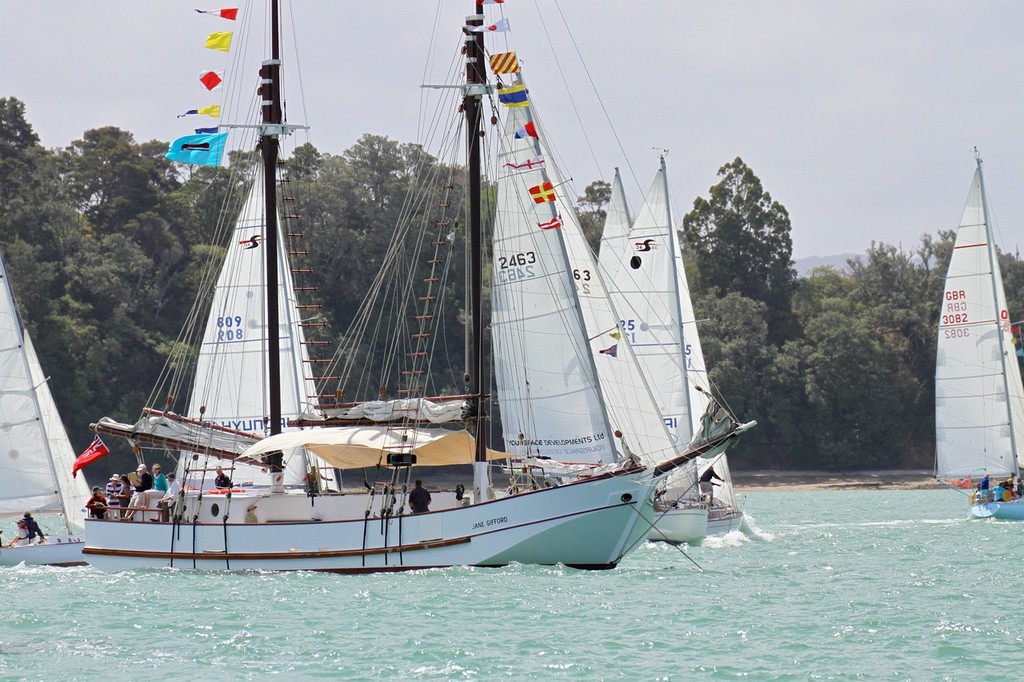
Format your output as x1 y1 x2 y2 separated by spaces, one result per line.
969 500 1024 521
83 469 657 572
646 506 707 544
706 507 744 536
0 534 86 567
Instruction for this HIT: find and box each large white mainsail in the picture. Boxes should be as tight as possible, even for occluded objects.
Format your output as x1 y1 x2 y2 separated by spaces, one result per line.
491 93 618 464
0 254 89 530
184 164 320 486
935 157 1024 481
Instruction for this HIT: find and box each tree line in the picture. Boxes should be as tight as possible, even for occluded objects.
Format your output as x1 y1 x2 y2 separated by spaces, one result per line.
2 96 1019 480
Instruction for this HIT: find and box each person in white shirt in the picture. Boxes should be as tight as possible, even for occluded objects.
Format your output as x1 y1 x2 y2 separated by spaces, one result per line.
158 472 182 522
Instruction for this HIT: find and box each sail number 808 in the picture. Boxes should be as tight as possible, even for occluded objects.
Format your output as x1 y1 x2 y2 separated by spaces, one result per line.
217 315 244 341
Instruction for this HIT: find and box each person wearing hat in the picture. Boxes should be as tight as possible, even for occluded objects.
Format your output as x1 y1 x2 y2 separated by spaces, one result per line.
123 464 154 521
85 486 107 520
5 519 30 547
105 474 123 518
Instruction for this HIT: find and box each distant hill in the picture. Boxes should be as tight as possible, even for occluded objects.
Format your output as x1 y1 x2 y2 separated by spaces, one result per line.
794 253 860 277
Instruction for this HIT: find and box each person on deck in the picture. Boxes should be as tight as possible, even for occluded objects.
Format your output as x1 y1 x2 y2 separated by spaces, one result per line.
21 512 45 543
117 475 132 514
5 519 29 547
157 473 181 522
979 473 991 503
214 466 232 489
86 487 107 519
152 464 168 493
106 474 123 518
699 467 724 503
409 479 431 514
124 464 154 521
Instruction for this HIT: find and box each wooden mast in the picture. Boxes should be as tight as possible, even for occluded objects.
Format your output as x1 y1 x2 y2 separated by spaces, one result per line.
261 0 284 473
464 4 490 499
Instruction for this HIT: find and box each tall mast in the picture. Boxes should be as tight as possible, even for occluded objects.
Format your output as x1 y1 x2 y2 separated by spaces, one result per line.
261 0 283 441
465 4 490 500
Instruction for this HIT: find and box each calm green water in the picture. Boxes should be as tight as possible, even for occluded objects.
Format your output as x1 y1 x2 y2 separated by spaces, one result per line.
2 489 1020 680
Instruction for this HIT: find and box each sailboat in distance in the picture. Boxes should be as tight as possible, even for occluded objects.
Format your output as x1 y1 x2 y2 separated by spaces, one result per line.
84 1 752 572
935 153 1024 520
598 159 745 543
0 251 91 566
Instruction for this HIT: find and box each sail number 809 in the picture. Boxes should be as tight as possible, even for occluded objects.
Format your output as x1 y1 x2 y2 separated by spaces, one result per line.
217 315 244 341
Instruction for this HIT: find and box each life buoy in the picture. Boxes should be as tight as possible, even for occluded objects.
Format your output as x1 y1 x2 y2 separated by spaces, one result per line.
207 488 247 495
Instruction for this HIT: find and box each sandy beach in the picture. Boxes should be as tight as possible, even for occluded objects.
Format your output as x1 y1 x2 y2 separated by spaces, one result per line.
732 470 942 492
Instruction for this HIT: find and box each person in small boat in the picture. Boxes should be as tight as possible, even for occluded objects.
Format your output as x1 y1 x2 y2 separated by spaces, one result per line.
699 467 724 503
21 512 45 543
1016 479 1024 499
409 479 431 514
991 481 1005 504
86 487 108 519
978 473 991 502
214 466 232 489
5 519 29 547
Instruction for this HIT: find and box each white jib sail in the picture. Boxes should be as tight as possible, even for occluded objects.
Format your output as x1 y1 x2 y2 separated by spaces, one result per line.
0 254 89 526
935 161 1024 480
185 164 320 486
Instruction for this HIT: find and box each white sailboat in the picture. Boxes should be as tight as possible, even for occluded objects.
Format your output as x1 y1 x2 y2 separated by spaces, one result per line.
598 159 744 542
0 252 91 566
82 1 752 572
935 154 1024 520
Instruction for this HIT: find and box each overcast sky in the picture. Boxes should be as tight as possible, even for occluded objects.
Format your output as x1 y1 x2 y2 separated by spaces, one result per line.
5 1 1024 260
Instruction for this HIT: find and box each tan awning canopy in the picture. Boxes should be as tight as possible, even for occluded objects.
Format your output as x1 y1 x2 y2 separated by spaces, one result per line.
242 426 511 469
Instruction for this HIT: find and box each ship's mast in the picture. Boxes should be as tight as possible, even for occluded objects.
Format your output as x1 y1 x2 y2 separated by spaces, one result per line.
261 0 284 472
464 4 491 500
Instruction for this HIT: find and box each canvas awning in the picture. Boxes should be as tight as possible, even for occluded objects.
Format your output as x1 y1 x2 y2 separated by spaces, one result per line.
242 426 510 469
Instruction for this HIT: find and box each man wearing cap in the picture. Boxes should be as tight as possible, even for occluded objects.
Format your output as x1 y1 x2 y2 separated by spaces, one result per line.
124 464 154 521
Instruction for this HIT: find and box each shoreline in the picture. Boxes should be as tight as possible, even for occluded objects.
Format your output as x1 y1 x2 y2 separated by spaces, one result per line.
731 469 942 492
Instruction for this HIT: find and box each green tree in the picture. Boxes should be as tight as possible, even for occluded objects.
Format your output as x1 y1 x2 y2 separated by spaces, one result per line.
575 179 610 250
683 157 798 343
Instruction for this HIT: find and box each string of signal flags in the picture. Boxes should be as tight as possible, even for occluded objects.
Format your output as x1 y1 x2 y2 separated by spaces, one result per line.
164 7 238 168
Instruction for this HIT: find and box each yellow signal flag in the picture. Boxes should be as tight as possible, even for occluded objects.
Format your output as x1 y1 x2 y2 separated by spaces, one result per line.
205 31 233 52
197 105 221 117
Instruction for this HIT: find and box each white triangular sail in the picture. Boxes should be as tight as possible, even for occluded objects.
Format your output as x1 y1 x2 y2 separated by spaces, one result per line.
0 255 90 530
491 89 617 463
599 160 740 514
555 176 682 463
185 164 320 486
935 159 1024 480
